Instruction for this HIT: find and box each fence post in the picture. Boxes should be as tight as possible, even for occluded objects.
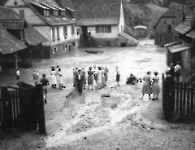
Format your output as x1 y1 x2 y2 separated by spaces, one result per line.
1 86 13 132
165 76 175 121
35 84 46 134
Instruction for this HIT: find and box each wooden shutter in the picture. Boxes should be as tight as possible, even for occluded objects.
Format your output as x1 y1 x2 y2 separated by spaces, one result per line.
108 26 111 33
96 26 99 33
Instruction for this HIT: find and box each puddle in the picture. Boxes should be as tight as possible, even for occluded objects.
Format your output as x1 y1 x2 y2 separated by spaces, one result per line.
101 97 118 108
64 93 85 107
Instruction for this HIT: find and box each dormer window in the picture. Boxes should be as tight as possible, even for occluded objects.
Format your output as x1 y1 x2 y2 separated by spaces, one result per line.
61 11 66 17
53 10 58 17
44 10 49 17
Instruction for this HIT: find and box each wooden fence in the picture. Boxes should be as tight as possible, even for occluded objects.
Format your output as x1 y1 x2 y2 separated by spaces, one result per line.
162 74 195 121
0 84 46 134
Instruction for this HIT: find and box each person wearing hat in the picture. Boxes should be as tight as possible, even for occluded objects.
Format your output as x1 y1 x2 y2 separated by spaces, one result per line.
76 69 83 95
50 66 57 88
73 68 78 89
88 66 94 90
16 70 20 81
82 67 86 89
116 66 120 86
152 71 160 100
40 74 49 104
141 71 152 100
33 69 39 85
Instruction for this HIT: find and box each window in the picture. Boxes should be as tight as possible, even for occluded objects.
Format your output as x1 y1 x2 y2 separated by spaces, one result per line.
105 41 110 46
96 26 112 33
63 26 67 38
167 25 172 33
71 26 75 35
19 10 25 18
61 10 66 17
164 20 166 24
54 10 58 17
77 28 80 35
44 10 49 17
57 27 60 40
52 27 55 41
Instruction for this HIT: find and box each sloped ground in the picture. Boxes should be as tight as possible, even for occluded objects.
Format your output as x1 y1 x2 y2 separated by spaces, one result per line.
1 39 195 150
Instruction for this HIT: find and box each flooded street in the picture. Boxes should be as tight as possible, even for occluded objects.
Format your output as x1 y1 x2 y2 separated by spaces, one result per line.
1 39 195 150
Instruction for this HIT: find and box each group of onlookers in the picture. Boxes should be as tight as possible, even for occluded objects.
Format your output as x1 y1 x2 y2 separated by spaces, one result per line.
72 65 109 95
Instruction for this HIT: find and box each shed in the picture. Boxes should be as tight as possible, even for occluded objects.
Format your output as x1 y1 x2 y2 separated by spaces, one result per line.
134 25 147 38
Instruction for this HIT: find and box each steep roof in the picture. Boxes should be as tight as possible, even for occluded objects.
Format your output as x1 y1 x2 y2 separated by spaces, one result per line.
25 23 48 45
0 0 8 6
55 0 75 11
24 0 76 26
0 6 26 29
154 6 182 29
71 0 121 26
0 23 26 54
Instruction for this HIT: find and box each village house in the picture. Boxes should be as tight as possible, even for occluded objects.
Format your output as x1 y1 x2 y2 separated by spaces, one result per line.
154 6 182 46
0 6 48 70
2 0 80 58
71 0 138 47
165 6 195 84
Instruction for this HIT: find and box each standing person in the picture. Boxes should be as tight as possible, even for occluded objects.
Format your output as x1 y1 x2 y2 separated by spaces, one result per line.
168 63 175 77
82 67 86 89
57 68 65 90
141 71 152 100
16 70 20 81
104 67 109 86
73 68 78 89
97 66 102 89
88 66 94 90
33 70 39 85
116 66 120 86
102 67 106 87
76 69 83 95
40 74 49 104
175 61 181 82
93 65 98 85
50 66 57 88
152 72 160 100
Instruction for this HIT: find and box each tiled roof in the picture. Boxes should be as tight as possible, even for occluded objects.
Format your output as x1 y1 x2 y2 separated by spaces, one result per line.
186 30 195 39
71 0 121 26
25 23 48 45
168 43 193 53
24 0 76 26
0 7 26 29
0 0 8 6
174 21 191 34
0 23 26 54
55 0 75 11
154 6 182 29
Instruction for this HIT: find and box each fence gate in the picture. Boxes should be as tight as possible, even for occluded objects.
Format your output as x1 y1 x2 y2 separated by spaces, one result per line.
162 75 195 121
0 84 46 134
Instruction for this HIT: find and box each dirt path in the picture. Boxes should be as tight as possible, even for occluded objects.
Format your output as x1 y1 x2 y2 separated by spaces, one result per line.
1 39 195 150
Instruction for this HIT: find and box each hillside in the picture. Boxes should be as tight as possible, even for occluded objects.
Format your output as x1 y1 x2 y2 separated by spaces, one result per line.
123 3 168 37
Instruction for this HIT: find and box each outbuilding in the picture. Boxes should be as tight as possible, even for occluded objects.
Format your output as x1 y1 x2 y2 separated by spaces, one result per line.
134 25 147 38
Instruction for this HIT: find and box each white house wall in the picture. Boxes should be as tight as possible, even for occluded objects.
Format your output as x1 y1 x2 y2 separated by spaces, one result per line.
12 7 45 25
5 0 26 6
88 26 119 38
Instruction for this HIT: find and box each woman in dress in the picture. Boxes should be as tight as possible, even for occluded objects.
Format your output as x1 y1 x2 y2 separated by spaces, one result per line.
116 66 120 86
97 66 102 89
82 67 86 89
152 72 160 100
73 68 78 89
50 66 57 88
104 67 109 86
102 67 106 88
88 66 94 90
141 71 152 100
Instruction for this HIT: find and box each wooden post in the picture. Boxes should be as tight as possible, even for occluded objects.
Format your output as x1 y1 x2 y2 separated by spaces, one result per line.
35 84 46 134
15 52 18 69
1 86 13 132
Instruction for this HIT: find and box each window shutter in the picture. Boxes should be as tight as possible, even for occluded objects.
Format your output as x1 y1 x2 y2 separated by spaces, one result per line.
96 26 99 33
108 26 111 33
